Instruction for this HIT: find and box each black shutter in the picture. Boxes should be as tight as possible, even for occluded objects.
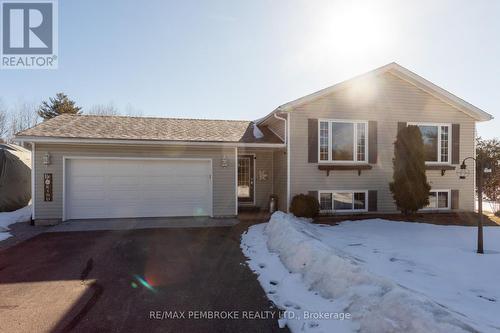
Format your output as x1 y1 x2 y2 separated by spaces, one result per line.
368 190 377 211
308 119 318 163
368 121 377 164
452 124 460 164
308 191 318 199
451 190 459 209
397 122 406 134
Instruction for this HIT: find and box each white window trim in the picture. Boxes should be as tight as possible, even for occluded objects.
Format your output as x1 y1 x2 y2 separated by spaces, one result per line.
318 119 369 164
318 190 369 213
407 122 452 165
422 189 451 211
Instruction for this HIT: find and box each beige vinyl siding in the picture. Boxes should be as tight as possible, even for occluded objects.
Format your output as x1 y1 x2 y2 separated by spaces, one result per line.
264 115 288 212
238 148 274 209
289 72 476 213
273 148 288 212
34 144 237 222
265 116 286 142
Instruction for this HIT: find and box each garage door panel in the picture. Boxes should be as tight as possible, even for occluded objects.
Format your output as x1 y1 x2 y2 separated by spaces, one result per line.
66 159 212 220
70 176 105 187
141 176 208 186
109 176 141 186
144 184 209 193
141 191 208 200
70 192 106 201
70 160 108 175
142 196 207 204
108 185 143 194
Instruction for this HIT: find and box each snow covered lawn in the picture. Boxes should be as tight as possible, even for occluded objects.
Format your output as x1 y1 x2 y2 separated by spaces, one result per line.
241 212 500 333
0 205 32 241
476 199 499 214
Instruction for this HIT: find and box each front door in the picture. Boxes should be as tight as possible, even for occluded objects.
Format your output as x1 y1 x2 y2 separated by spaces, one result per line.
238 155 254 204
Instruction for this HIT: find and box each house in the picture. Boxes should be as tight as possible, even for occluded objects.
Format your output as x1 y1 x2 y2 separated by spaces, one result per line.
15 63 493 225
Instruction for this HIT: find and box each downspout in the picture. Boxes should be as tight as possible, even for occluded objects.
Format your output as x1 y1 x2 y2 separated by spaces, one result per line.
31 142 35 223
273 111 290 212
234 146 238 216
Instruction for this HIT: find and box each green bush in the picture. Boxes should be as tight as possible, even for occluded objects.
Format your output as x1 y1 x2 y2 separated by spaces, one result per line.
290 194 320 218
389 125 431 215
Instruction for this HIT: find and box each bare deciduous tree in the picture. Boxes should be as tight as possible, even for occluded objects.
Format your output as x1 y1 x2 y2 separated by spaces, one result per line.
124 104 143 117
86 103 120 116
8 102 40 142
0 99 7 142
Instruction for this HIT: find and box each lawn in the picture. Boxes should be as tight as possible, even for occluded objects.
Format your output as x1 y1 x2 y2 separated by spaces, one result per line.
242 212 500 333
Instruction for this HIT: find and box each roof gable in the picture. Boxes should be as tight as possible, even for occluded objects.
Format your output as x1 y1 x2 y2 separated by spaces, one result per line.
266 62 493 122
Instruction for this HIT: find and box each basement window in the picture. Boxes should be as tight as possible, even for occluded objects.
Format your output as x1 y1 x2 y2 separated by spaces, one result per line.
319 190 367 212
423 190 450 210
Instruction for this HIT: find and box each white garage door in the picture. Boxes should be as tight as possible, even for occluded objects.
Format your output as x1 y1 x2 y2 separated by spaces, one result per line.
65 158 212 220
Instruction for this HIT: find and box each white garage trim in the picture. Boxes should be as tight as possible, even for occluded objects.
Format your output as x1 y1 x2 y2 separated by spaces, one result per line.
62 156 213 221
31 142 35 220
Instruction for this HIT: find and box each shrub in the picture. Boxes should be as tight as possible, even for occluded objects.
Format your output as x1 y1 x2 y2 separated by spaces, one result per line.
389 125 431 215
290 194 320 218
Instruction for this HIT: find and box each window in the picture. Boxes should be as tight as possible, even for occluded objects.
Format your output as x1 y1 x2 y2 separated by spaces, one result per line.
410 123 451 163
334 192 353 210
319 120 368 162
320 192 332 211
357 123 366 161
424 190 450 210
440 126 449 163
319 121 329 161
319 190 367 212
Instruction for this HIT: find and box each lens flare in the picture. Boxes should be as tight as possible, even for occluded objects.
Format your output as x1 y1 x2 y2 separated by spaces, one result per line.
133 274 156 292
194 207 205 216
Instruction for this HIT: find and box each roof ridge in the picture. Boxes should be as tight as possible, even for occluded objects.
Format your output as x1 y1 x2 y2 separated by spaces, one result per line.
66 114 253 123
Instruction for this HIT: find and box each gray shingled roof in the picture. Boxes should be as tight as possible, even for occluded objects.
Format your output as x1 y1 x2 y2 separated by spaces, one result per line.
16 114 283 144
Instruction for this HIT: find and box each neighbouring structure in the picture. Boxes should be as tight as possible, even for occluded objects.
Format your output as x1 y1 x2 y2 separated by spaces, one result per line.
16 63 493 225
0 143 31 212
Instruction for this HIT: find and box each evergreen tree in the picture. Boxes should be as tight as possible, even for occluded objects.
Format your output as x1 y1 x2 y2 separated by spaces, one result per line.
389 125 431 215
476 137 500 205
37 93 82 120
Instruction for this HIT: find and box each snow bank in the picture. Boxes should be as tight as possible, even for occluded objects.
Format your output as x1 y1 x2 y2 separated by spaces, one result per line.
243 212 479 333
476 199 499 214
0 205 31 241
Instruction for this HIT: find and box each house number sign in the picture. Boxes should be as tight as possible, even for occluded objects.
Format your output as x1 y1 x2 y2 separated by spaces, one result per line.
44 173 53 202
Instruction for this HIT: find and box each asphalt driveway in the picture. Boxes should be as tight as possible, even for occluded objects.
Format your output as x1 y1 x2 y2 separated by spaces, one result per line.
0 224 287 332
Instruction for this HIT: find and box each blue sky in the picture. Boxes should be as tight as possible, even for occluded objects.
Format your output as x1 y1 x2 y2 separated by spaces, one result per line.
1 0 498 138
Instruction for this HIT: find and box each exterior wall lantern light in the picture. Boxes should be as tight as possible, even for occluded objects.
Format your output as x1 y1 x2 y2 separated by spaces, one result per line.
221 155 228 168
43 152 51 166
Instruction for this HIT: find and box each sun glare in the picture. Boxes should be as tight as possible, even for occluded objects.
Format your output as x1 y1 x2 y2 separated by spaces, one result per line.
324 4 386 55
294 2 389 71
